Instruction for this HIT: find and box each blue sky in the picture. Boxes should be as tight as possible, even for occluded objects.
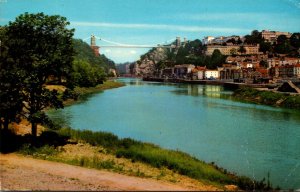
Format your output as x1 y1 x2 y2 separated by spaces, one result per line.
1 0 300 63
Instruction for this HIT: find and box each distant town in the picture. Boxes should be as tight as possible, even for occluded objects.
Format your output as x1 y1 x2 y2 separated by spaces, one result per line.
117 30 300 91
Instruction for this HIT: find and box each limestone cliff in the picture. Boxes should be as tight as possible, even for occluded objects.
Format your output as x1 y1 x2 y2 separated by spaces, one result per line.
133 47 168 76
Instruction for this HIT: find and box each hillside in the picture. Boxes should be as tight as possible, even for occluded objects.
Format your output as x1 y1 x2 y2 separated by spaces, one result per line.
132 31 300 77
133 39 226 76
73 39 116 71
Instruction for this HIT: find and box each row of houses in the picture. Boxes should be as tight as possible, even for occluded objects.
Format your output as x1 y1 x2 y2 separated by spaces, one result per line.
160 64 220 80
159 60 300 83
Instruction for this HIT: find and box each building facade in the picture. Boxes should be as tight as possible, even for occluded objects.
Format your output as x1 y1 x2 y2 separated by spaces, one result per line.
205 44 260 56
205 70 219 79
261 30 292 43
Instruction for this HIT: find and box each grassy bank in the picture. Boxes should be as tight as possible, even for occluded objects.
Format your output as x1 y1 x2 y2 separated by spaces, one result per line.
61 80 125 105
11 127 272 190
233 87 300 110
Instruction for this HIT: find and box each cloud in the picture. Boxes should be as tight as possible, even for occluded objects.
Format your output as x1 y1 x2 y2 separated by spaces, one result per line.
130 50 137 54
169 12 300 23
71 21 249 33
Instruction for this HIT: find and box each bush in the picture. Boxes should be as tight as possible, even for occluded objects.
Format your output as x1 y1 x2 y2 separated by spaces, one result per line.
233 87 300 110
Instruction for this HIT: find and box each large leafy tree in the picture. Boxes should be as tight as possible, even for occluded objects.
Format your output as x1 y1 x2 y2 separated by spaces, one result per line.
0 27 23 130
6 12 75 136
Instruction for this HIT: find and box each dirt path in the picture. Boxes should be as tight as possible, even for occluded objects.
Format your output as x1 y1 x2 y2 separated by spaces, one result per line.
0 153 203 191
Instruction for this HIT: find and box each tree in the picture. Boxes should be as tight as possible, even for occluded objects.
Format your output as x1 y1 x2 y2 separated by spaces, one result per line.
238 46 246 55
227 38 236 44
290 33 300 49
274 35 291 54
259 42 272 53
6 12 75 136
0 27 23 130
244 30 263 44
71 59 105 87
210 49 226 69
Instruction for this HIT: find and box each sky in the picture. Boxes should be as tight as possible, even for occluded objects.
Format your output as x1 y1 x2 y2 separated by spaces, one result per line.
1 0 300 63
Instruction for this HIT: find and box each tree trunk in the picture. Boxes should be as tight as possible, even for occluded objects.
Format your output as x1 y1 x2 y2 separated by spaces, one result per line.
32 122 37 137
3 118 9 131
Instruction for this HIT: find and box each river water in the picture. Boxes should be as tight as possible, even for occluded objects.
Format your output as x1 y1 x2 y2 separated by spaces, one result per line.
48 78 300 189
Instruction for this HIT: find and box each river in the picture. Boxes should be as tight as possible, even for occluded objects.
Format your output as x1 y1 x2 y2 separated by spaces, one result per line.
48 78 300 189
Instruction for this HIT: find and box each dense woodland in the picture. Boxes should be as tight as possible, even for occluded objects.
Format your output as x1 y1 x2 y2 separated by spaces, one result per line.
0 13 115 136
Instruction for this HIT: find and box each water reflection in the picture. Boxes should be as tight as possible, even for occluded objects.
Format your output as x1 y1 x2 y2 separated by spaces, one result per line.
171 84 232 99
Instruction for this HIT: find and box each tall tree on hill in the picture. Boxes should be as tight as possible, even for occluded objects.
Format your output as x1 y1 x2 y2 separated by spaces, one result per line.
290 33 300 49
209 49 226 69
244 30 263 44
6 12 75 136
274 35 291 54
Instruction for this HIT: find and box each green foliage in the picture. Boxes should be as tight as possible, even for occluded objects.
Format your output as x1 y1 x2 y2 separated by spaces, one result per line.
116 144 231 183
290 33 300 48
153 39 226 69
5 12 75 136
58 128 120 149
259 41 272 53
0 27 23 130
244 30 263 44
274 35 292 54
209 49 226 69
71 59 106 87
19 144 59 157
73 39 116 71
174 39 204 65
233 87 300 109
57 127 272 190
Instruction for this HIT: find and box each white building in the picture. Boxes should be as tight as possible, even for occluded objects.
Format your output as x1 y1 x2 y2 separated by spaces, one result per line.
202 36 215 45
294 64 300 78
205 70 219 79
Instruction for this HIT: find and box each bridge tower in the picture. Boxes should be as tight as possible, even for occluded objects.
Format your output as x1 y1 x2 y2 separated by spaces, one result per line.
176 37 181 48
90 35 100 57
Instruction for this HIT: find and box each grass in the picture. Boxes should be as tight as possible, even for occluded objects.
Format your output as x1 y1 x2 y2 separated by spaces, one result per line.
2 126 274 190
51 80 125 106
74 81 124 97
56 127 272 190
233 87 300 109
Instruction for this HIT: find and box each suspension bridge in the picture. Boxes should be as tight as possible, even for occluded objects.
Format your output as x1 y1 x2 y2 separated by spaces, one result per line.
83 35 183 55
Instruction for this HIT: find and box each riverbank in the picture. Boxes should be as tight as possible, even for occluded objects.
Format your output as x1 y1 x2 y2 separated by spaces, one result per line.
47 80 125 106
2 79 275 190
1 125 224 191
233 87 300 110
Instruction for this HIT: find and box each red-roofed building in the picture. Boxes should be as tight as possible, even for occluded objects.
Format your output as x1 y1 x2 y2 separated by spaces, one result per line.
192 66 206 80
